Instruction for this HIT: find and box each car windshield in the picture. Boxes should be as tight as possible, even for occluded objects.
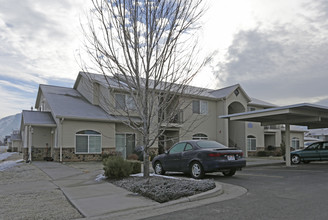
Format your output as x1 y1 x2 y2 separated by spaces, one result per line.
196 140 228 149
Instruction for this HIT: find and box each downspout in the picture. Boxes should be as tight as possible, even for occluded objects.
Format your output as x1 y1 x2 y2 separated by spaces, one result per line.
60 118 64 162
28 126 33 162
24 126 28 160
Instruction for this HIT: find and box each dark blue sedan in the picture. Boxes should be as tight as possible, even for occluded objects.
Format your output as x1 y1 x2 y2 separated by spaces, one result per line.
152 140 246 179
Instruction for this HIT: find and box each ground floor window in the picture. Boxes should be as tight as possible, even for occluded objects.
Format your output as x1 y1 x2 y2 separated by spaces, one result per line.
76 130 101 153
192 133 208 140
247 135 256 151
115 133 136 159
292 137 300 150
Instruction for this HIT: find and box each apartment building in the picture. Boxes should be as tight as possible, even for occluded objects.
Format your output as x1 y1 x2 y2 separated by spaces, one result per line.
20 72 304 161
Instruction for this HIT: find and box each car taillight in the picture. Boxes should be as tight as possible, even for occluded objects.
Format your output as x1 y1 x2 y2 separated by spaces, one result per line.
208 153 224 157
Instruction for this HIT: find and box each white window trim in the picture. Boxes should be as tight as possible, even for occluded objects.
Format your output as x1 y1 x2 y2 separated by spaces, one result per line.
247 136 256 151
75 132 102 154
193 100 208 115
192 133 208 140
292 137 300 150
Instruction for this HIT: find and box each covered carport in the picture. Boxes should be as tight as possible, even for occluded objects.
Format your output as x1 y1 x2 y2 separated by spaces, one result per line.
220 103 328 166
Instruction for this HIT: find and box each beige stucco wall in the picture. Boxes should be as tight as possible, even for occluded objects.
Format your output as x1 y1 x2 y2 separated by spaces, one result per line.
226 90 249 153
12 140 22 152
216 99 228 145
282 131 304 148
180 97 218 141
76 76 94 105
246 121 265 149
60 120 115 150
32 127 53 148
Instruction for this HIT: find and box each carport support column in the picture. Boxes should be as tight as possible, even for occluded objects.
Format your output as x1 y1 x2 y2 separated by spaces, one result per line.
285 124 291 167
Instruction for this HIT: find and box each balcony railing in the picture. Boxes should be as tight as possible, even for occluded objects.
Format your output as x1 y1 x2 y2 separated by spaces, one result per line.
264 125 280 130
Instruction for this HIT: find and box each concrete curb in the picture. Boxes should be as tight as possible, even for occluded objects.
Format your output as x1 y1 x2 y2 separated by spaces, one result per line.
246 161 285 167
85 182 225 220
162 182 223 205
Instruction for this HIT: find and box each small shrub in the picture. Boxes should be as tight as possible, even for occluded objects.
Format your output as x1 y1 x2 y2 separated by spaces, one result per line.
149 151 156 162
127 154 139 160
103 156 132 179
267 145 276 151
128 160 142 174
257 151 268 157
102 151 121 160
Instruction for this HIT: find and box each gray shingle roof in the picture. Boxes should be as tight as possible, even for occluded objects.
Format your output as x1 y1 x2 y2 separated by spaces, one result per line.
249 97 277 108
75 72 250 100
22 110 56 126
39 85 130 122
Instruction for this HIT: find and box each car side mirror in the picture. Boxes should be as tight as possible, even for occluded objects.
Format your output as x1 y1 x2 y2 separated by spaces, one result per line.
165 150 168 154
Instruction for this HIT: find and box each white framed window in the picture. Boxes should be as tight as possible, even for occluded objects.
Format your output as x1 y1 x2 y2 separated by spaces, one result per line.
76 130 101 154
192 100 208 114
247 135 256 151
115 93 136 110
292 137 300 150
192 133 208 140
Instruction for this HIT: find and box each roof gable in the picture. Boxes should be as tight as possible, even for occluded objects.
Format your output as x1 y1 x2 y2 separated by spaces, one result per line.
37 84 124 122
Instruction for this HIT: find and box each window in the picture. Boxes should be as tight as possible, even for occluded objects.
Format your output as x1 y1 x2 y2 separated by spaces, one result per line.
291 137 300 150
115 93 136 110
192 100 208 114
76 130 101 153
247 107 256 111
169 142 186 154
185 144 193 151
192 133 208 140
247 135 256 151
322 142 328 150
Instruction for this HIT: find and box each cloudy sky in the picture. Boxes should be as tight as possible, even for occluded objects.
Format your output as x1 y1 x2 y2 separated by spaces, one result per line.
0 0 328 119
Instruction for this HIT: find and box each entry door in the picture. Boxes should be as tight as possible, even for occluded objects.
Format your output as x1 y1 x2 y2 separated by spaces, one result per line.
115 134 135 159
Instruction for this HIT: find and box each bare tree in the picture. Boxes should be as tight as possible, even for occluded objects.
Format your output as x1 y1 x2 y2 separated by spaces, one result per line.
81 0 208 177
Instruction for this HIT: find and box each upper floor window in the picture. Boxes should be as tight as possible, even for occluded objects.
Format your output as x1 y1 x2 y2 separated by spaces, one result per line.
192 100 208 115
192 133 208 140
115 93 136 110
292 137 300 150
247 135 256 151
247 107 256 111
76 130 101 154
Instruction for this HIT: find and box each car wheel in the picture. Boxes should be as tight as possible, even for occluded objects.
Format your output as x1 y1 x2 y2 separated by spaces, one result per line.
154 161 165 175
190 162 204 179
291 155 301 164
222 169 236 177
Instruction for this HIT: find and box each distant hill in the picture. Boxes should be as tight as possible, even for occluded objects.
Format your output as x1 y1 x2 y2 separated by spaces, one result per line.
0 113 21 141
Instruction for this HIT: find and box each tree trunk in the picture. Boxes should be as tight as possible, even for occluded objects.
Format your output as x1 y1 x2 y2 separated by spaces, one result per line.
143 149 150 177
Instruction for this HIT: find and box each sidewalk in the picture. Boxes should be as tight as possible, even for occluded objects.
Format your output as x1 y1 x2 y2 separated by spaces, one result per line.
33 162 159 218
31 157 283 219
246 156 285 167
32 161 230 220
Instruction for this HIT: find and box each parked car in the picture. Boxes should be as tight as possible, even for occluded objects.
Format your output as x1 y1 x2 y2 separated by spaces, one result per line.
290 141 328 164
152 140 246 179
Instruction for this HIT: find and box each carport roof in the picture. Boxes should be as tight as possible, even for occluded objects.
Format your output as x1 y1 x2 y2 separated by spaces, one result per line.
220 103 328 129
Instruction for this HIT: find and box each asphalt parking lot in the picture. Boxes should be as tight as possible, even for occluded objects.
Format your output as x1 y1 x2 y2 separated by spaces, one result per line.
147 162 328 220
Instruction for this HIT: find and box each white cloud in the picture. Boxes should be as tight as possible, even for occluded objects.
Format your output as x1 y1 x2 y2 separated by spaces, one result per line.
209 0 328 106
